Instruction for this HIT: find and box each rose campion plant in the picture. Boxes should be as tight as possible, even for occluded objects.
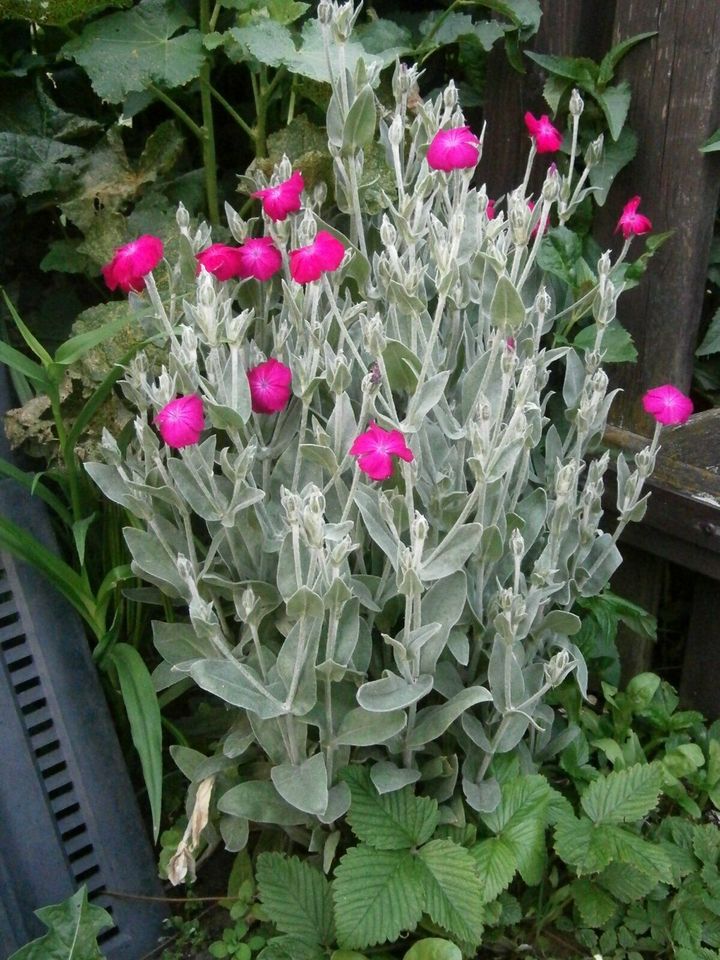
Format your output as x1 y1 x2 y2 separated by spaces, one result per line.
86 1 660 917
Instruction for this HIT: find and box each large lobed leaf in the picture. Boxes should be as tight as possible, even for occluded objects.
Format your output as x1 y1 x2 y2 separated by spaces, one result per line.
62 0 204 103
8 886 112 960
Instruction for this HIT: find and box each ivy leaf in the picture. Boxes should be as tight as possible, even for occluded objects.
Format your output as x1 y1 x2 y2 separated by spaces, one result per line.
332 846 424 949
256 853 335 946
341 765 439 850
580 763 663 824
8 886 112 960
417 839 485 946
62 0 204 103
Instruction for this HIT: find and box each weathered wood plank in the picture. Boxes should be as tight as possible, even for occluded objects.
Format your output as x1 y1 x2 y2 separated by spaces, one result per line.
680 575 720 717
600 0 720 431
479 0 617 197
610 545 660 684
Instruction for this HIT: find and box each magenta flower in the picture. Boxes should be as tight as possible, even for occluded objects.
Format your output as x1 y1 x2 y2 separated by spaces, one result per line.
349 422 414 481
426 126 480 172
102 235 164 294
486 198 497 220
642 385 694 426
196 243 244 281
247 358 292 414
615 196 652 239
524 112 563 153
155 395 205 448
289 231 345 284
252 170 304 222
236 237 282 282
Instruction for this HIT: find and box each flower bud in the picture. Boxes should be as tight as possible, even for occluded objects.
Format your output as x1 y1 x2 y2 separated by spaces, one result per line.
542 166 560 203
313 180 327 207
510 527 525 558
361 313 387 356
380 215 397 247
443 80 458 110
176 202 190 232
388 114 404 147
584 133 604 168
597 249 612 278
535 286 552 316
569 88 584 117
241 587 257 620
317 0 333 24
281 486 302 525
411 511 429 544
330 534 356 567
298 207 317 245
544 649 573 687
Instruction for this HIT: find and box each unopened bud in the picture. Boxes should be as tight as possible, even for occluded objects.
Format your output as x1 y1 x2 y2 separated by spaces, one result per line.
584 133 604 168
443 80 458 110
176 202 190 232
510 527 525 558
317 0 333 24
388 114 404 147
544 649 573 687
380 215 397 247
569 88 584 117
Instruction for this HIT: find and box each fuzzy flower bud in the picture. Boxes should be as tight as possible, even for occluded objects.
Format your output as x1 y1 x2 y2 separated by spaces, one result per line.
176 202 190 233
362 313 387 356
542 165 561 203
380 215 397 247
585 134 604 168
388 114 404 147
443 80 458 110
317 0 333 24
569 88 584 117
510 527 525 559
544 649 573 687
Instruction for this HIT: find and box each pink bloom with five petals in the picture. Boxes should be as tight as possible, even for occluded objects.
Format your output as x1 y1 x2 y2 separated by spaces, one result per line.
349 422 414 481
102 235 164 293
155 395 205 449
252 170 304 221
615 196 652 239
196 244 244 281
289 231 345 284
642 385 693 426
524 112 563 153
426 126 480 172
237 237 283 282
247 358 292 414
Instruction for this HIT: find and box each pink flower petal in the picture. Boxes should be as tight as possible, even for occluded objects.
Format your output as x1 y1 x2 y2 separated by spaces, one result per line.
427 126 480 172
350 423 414 481
615 196 652 239
237 237 282 282
154 394 205 448
247 358 292 414
356 450 394 481
524 112 563 153
289 231 345 284
102 235 164 293
252 170 304 221
642 385 693 426
196 244 244 281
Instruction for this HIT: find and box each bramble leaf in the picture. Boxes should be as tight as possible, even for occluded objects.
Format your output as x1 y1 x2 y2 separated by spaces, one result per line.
342 765 439 850
580 763 663 824
417 839 485 946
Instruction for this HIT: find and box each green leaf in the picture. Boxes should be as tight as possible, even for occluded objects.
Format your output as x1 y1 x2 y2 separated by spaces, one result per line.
525 51 598 86
489 275 525 332
54 311 131 365
333 846 424 949
571 878 617 927
190 659 287 719
258 936 324 960
218 780 310 826
256 853 335 946
8 886 112 960
382 340 421 392
469 835 517 901
403 940 462 960
109 642 163 840
554 816 613 874
580 763 663 824
356 673 433 713
342 84 376 155
227 20 298 68
0 337 48 388
0 133 84 197
595 81 631 141
536 226 583 286
417 840 485 946
333 707 407 747
701 128 720 153
62 0 204 103
588 126 637 206
543 75 570 113
408 686 492 748
420 523 482 581
481 775 551 885
596 862 658 903
574 320 637 363
597 32 657 88
697 304 720 356
342 765 439 850
270 753 329 816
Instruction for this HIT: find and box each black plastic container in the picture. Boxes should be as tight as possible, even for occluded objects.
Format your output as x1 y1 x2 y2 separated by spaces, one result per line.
0 369 167 958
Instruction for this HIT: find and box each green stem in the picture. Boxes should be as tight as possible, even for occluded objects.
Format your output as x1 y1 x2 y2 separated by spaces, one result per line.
147 83 203 141
208 84 256 141
199 0 219 225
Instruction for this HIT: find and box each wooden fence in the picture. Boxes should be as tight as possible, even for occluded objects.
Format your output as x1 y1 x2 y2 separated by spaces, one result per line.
480 1 720 713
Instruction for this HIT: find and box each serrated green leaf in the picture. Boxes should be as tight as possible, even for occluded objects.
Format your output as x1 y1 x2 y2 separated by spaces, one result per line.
697 304 720 356
604 825 673 883
8 886 112 960
571 878 617 927
481 775 551 886
0 133 84 197
588 126 637 206
258 936 325 960
574 320 637 363
554 815 613 875
333 846 424 949
417 840 485 946
525 51 598 85
580 763 662 824
402 939 462 960
256 853 335 946
597 32 656 87
469 835 517 901
62 0 204 103
596 862 658 903
342 766 439 850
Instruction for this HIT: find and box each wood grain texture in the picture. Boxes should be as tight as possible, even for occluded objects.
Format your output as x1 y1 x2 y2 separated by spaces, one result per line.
600 0 720 431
